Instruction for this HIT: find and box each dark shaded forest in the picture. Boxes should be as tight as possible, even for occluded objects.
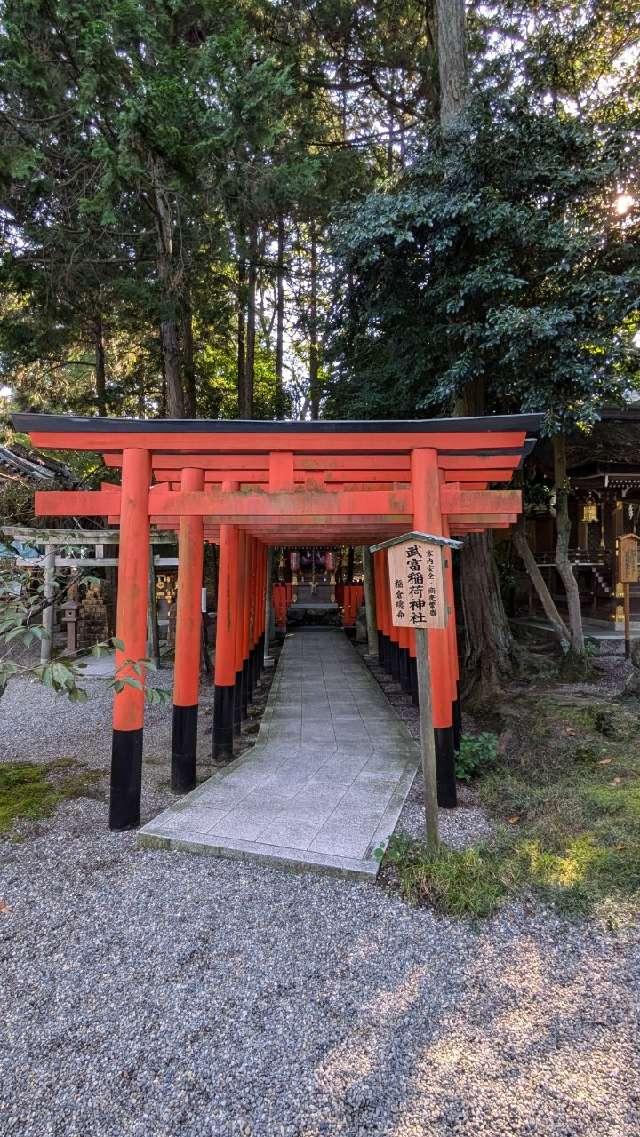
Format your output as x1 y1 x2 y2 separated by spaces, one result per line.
1 0 639 688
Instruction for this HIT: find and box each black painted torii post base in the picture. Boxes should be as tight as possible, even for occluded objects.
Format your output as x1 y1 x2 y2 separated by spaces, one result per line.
171 705 198 793
109 728 143 830
435 727 457 808
213 684 235 763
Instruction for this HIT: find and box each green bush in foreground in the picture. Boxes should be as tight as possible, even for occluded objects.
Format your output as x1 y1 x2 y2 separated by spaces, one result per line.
455 733 498 782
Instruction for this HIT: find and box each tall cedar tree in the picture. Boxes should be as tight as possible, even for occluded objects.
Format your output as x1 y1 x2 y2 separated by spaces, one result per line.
326 26 639 695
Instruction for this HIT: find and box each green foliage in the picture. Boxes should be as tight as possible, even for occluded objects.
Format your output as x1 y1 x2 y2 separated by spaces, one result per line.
326 91 640 428
386 692 640 920
0 0 375 419
455 732 499 782
1 1 638 424
383 835 509 918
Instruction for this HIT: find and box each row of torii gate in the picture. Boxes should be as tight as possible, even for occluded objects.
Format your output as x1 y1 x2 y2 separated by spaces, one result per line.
14 412 540 831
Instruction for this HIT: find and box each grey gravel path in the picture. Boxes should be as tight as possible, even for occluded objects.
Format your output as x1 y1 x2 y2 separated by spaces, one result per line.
1 662 639 1136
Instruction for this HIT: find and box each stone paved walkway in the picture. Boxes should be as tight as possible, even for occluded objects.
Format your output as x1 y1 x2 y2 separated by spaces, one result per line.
140 628 419 877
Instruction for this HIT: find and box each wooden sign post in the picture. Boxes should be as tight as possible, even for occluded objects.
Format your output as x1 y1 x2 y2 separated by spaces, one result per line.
619 534 640 657
371 531 463 851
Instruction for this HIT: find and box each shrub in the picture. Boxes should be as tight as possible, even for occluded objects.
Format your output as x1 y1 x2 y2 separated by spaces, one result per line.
455 732 498 782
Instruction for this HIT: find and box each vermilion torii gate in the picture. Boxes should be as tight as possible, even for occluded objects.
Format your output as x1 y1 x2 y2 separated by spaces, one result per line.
13 412 540 831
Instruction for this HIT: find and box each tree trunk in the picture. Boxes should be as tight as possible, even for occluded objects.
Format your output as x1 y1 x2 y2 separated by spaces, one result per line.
150 156 185 417
242 226 257 419
138 367 146 418
309 220 320 420
275 215 286 418
181 294 197 417
435 0 512 701
92 315 107 416
237 249 246 414
340 45 349 142
454 375 514 699
460 532 513 705
554 433 585 653
399 76 406 168
160 320 182 416
513 525 570 645
435 0 467 131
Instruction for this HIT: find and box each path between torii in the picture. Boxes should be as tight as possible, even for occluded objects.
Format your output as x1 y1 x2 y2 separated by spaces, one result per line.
140 628 419 878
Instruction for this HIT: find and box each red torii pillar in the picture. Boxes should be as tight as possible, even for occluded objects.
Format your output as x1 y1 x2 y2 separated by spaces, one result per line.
251 540 266 693
213 481 240 761
110 448 151 830
249 536 260 700
171 466 204 792
373 549 386 670
376 548 392 675
235 529 248 728
442 510 462 752
411 447 456 807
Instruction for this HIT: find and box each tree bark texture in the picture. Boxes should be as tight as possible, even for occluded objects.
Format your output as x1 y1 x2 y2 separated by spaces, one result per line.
455 378 514 701
435 0 468 131
553 433 585 653
460 532 513 705
180 294 196 417
274 215 286 418
241 226 257 419
92 314 107 416
309 220 320 420
150 155 185 417
236 250 246 412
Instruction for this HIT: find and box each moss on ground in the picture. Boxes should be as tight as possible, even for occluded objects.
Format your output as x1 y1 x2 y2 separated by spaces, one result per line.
386 691 640 921
0 758 104 835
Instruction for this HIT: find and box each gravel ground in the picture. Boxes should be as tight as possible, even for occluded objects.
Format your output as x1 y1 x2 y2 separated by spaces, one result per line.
1 660 639 1137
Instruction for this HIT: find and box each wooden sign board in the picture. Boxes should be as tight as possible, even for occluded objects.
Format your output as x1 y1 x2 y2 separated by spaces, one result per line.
619 534 639 584
387 539 448 629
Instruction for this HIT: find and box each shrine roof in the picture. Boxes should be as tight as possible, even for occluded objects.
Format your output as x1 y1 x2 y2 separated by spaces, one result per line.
13 412 542 437
12 413 543 466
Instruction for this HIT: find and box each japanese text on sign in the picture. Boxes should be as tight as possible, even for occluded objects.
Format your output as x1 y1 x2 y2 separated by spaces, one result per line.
387 539 447 629
619 534 639 584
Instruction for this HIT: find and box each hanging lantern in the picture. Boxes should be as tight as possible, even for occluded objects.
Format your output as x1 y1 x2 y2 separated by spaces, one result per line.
289 551 300 572
581 497 598 523
325 551 334 571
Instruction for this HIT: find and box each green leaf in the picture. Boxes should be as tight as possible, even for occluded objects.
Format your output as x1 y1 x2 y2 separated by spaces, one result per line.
68 687 89 703
122 677 143 691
